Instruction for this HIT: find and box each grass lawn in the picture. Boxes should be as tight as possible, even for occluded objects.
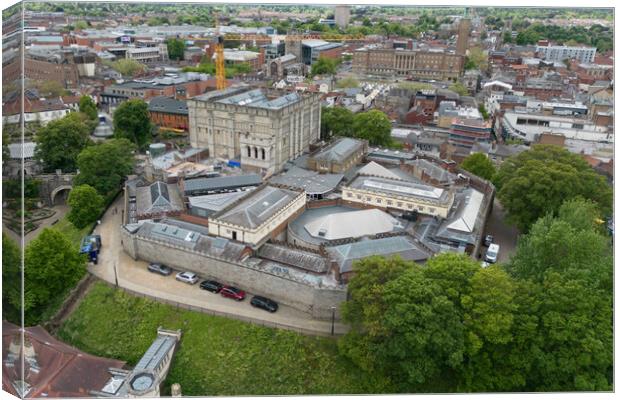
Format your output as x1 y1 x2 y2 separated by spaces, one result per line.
51 216 93 248
58 282 394 396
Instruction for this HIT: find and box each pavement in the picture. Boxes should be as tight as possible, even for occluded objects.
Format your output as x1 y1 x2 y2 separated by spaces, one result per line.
88 195 349 336
482 198 520 264
3 204 69 246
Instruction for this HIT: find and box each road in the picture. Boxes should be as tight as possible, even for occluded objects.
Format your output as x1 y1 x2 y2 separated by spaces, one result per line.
89 195 349 336
482 198 520 263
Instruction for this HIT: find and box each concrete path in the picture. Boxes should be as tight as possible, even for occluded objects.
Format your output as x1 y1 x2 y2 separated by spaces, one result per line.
88 195 349 336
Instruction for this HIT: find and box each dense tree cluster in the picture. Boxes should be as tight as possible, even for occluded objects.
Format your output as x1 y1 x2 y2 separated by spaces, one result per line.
460 153 496 181
112 99 153 150
514 23 612 52
67 184 105 229
310 56 339 77
166 38 186 61
340 197 612 392
494 145 612 232
321 108 394 147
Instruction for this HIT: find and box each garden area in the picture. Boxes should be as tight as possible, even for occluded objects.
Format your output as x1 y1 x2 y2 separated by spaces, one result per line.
2 178 55 234
58 283 394 396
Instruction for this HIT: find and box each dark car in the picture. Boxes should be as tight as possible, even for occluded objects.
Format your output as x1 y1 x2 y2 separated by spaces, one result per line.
220 286 246 301
484 234 494 247
148 263 172 276
250 295 278 313
200 280 223 293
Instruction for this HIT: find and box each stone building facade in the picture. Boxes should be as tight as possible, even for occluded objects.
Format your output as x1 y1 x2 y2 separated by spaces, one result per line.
187 87 322 175
353 48 464 80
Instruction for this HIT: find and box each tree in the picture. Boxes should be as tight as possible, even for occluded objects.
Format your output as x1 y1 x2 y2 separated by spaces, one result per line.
104 58 147 77
113 99 152 149
460 152 496 181
31 80 70 97
75 138 136 196
335 77 359 88
166 38 186 61
465 47 488 71
34 112 92 172
310 56 338 76
494 145 612 232
320 106 354 140
67 185 104 229
448 82 469 96
2 233 22 323
74 20 88 30
23 229 86 324
79 95 98 121
478 104 489 120
503 31 513 43
352 110 392 146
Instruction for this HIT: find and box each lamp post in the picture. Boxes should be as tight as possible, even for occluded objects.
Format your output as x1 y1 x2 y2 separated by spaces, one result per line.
113 262 119 287
330 306 336 336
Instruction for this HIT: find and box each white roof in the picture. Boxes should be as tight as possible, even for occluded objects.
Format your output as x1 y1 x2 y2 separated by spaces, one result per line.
8 142 36 159
483 80 513 90
447 189 483 233
302 39 329 48
358 161 402 180
304 208 401 240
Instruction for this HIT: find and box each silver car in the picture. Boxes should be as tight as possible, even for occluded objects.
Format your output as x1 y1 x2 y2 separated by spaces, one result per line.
175 271 199 285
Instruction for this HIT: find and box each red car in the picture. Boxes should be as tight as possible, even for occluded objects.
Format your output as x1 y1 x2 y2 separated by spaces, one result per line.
220 286 246 301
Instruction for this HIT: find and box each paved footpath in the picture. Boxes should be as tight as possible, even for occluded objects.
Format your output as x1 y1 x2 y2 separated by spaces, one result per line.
88 195 349 336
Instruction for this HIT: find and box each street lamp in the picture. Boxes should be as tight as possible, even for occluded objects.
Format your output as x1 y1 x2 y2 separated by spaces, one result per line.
330 306 336 336
113 262 119 287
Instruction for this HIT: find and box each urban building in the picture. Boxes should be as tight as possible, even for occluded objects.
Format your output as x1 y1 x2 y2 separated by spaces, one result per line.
343 174 456 218
207 184 306 247
269 166 343 200
148 96 189 131
301 39 344 66
456 18 471 55
212 49 265 72
535 43 596 63
353 47 464 80
180 174 262 197
306 137 368 173
125 44 168 63
334 5 351 29
187 87 322 174
449 119 493 149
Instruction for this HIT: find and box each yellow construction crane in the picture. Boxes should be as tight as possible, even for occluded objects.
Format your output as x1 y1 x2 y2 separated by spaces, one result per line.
213 13 227 90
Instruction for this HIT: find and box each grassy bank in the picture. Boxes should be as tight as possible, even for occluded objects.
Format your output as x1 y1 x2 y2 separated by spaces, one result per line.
51 216 93 248
58 282 393 396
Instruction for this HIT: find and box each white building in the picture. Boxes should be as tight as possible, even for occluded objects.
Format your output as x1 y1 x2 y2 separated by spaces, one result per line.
535 44 596 63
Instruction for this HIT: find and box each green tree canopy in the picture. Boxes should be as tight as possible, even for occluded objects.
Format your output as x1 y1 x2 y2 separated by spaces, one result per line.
75 138 136 196
310 56 339 76
104 58 147 77
494 145 612 232
34 112 92 172
24 228 86 324
166 38 186 61
2 233 22 323
464 47 488 71
335 77 359 88
460 152 496 181
113 99 152 149
352 109 392 146
448 82 469 96
320 106 354 140
67 184 105 229
79 95 98 120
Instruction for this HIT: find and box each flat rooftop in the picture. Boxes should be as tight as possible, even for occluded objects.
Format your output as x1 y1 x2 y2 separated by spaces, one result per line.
348 175 451 203
193 87 304 110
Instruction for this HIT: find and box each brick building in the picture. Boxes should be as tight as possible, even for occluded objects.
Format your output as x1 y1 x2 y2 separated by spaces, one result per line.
148 96 189 131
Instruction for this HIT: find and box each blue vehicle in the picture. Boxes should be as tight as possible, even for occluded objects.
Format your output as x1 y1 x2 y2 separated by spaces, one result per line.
80 235 102 263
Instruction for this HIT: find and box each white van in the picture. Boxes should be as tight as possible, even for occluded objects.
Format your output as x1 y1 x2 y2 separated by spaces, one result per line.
485 244 500 263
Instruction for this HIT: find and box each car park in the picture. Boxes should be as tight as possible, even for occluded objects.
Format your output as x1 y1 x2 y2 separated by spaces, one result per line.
200 280 223 293
147 263 172 276
220 286 246 301
250 296 278 313
175 271 199 284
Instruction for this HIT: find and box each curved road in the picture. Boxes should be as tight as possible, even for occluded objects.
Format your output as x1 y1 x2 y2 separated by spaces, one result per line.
88 195 349 336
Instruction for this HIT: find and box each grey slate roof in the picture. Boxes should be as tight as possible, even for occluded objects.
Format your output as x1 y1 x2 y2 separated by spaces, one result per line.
347 175 451 204
326 236 430 273
135 181 184 215
269 166 343 195
148 96 188 115
257 243 328 273
212 185 301 229
407 159 456 184
188 190 253 213
311 138 365 163
134 334 177 371
183 174 262 195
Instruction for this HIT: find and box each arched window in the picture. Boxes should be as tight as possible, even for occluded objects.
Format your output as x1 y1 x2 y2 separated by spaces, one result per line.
254 147 258 158
261 148 265 160
247 146 251 158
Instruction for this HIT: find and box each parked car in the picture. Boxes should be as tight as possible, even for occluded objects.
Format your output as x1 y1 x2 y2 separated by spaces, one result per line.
485 244 500 264
200 280 223 293
484 234 494 247
250 295 278 313
220 286 246 301
175 271 199 284
148 263 172 276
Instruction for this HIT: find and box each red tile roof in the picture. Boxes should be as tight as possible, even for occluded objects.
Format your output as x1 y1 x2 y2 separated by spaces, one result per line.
2 321 126 398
